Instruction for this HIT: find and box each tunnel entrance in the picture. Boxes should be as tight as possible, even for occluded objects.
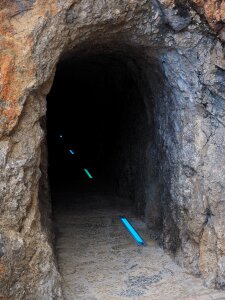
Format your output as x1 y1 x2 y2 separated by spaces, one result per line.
46 50 168 297
47 51 157 221
44 47 225 299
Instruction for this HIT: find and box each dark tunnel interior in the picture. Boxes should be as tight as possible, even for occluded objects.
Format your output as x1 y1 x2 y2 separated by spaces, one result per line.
46 52 154 218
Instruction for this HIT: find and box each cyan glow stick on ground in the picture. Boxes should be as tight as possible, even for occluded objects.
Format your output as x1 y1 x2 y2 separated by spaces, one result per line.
69 149 75 155
84 168 93 179
120 216 145 245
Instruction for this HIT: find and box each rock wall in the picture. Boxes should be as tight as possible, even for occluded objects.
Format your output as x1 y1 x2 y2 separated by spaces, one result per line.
0 0 225 298
191 0 225 40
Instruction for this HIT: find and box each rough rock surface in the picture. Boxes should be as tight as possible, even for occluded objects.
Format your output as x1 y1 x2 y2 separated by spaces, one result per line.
191 0 225 40
0 0 225 299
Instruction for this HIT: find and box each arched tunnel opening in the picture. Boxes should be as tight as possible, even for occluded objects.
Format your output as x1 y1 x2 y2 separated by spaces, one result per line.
47 50 159 221
47 52 151 205
45 48 180 297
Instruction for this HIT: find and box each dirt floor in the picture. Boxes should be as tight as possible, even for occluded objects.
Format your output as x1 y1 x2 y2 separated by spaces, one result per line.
53 184 225 300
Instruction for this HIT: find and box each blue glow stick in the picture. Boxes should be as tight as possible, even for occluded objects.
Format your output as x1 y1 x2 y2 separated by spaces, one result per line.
120 216 145 245
84 168 93 179
69 149 75 155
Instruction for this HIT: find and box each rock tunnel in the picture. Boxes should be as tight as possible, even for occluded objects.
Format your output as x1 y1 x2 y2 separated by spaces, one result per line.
1 0 225 299
47 50 160 227
44 43 225 298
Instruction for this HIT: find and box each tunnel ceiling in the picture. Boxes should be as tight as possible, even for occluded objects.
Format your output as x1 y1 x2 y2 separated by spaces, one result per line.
0 0 225 299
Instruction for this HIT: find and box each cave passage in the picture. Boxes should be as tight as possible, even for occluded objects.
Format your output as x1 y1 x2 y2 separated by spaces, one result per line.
45 51 223 299
46 52 160 297
47 53 152 212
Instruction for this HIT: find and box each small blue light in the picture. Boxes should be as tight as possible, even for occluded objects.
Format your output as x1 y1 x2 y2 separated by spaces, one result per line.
120 216 145 245
69 149 75 155
60 135 63 138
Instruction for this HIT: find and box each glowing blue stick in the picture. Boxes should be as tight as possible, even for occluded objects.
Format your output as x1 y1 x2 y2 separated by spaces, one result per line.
84 168 93 179
69 149 75 155
120 216 145 245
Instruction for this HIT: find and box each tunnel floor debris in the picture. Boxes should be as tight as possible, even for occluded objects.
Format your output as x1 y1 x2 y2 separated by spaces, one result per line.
53 185 225 300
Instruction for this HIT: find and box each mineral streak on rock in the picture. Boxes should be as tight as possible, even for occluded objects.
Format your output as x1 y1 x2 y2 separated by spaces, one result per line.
0 0 225 299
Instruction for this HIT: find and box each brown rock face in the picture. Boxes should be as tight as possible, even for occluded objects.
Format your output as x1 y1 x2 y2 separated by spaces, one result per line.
191 0 225 39
0 0 225 299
